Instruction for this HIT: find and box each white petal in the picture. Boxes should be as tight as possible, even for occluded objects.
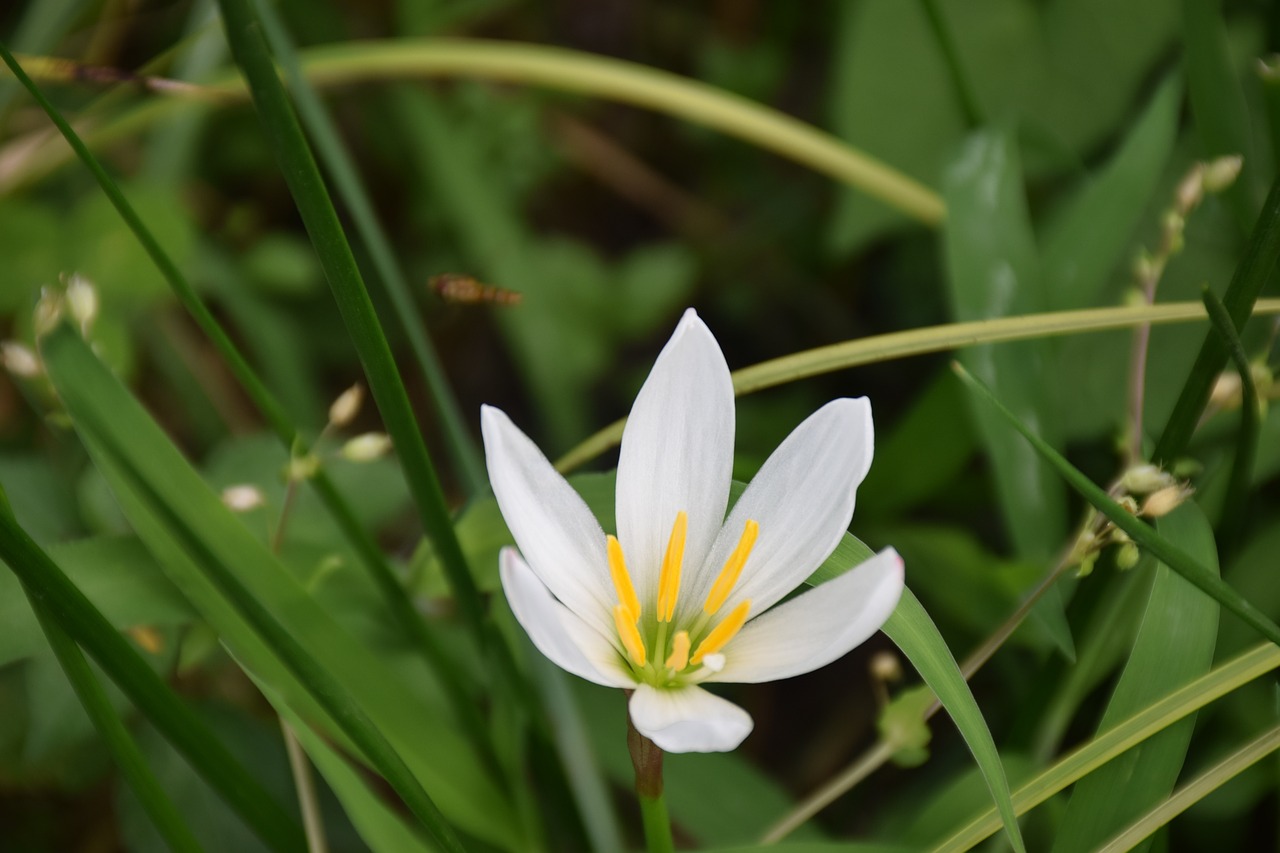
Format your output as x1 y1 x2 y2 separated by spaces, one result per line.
616 309 734 606
500 549 632 688
482 406 614 636
707 548 904 684
629 683 753 753
684 398 873 620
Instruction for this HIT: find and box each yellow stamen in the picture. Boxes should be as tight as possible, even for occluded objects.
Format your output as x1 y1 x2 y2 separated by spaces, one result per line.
657 510 688 622
606 535 641 622
704 519 759 614
691 599 751 665
613 604 647 666
665 631 691 671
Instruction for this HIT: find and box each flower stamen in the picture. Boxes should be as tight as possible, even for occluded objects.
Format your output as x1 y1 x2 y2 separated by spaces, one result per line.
691 599 751 665
613 604 647 667
704 519 759 614
606 534 641 622
665 630 691 672
657 510 687 622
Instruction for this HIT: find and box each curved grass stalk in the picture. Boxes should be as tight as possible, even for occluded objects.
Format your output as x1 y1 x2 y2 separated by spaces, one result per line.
931 641 1280 851
1093 723 1280 853
556 298 1280 473
4 39 943 223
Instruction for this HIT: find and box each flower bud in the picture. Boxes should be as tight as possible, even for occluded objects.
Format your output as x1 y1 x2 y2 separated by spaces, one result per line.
328 383 363 427
33 287 65 337
870 650 902 683
1202 155 1244 194
1 342 41 378
1174 169 1203 213
1209 371 1243 409
341 432 392 462
221 484 265 512
65 274 99 334
1115 541 1141 570
1140 485 1193 518
285 453 320 481
1120 464 1175 494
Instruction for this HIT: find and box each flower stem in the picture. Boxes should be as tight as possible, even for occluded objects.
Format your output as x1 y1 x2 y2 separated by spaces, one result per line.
627 702 674 853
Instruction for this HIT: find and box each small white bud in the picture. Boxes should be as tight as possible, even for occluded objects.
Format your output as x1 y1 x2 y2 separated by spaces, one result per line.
221 484 265 512
65 274 99 334
340 432 392 462
1120 464 1176 495
1202 155 1244 194
870 651 903 683
2 342 41 378
285 453 321 481
1209 371 1243 409
328 383 363 427
33 287 65 337
1174 168 1203 213
1141 485 1193 518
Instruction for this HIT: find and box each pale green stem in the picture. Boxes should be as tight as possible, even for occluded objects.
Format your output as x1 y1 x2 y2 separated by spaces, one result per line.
6 39 943 223
280 719 329 853
639 793 675 853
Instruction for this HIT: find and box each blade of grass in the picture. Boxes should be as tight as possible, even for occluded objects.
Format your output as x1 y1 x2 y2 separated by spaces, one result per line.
0 508 306 852
953 361 1280 647
1154 174 1280 464
1201 286 1260 551
212 0 494 670
5 39 944 224
29 599 205 853
1094 723 1280 853
1049 503 1220 853
1183 0 1259 230
931 640 1280 851
250 0 485 496
555 298 1280 473
0 42 485 754
918 0 982 128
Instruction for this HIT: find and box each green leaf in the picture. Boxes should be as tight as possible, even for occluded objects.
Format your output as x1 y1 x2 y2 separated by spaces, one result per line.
943 127 1065 561
880 588 1026 853
39 323 519 850
0 536 192 667
1040 74 1182 311
1051 502 1220 853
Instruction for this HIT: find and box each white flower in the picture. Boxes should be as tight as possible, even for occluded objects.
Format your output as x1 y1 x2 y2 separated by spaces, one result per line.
483 309 904 753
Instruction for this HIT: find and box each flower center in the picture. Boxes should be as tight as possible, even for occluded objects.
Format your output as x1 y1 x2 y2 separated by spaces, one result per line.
606 512 759 685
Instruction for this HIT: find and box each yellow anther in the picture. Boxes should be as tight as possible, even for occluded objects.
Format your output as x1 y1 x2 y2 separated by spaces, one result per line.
657 510 688 622
613 604 647 667
665 631 691 672
606 535 641 622
691 599 751 665
704 519 759 614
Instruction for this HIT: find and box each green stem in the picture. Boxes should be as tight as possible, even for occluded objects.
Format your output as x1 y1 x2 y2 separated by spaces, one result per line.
919 0 983 127
627 702 674 853
8 39 944 223
954 361 1280 648
1201 286 1260 553
250 0 486 497
212 0 493 664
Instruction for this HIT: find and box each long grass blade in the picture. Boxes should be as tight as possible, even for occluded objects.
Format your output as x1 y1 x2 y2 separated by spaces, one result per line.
953 361 1280 647
931 641 1280 851
250 0 485 496
1201 286 1260 550
29 599 205 853
0 506 306 852
211 0 493 665
0 41 483 748
556 299 1280 472
1155 174 1280 463
1093 724 1280 853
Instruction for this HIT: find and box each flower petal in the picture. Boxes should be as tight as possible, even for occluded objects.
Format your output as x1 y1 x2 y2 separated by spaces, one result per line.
482 405 614 636
629 683 753 753
500 549 632 688
616 309 735 607
685 397 873 620
707 548 904 684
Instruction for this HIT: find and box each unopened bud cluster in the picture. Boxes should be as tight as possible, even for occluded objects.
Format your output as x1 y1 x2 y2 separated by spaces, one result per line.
1070 464 1194 576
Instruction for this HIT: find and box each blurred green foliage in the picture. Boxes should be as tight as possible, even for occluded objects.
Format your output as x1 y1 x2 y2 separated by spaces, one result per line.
2 0 1280 850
